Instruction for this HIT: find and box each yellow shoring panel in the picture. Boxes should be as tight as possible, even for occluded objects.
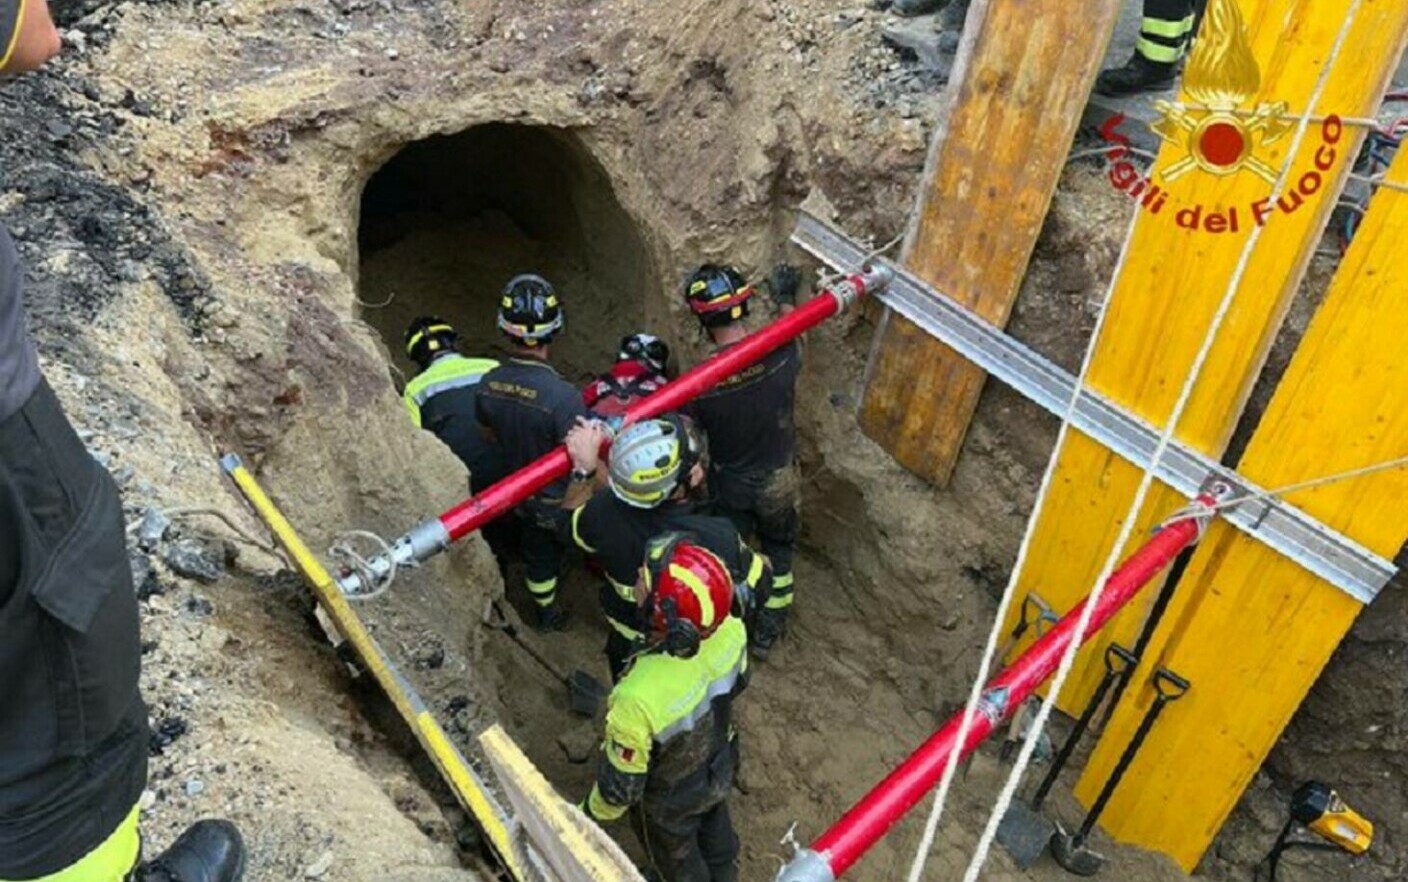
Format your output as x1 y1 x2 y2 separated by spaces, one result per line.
1000 0 1408 715
480 726 646 882
221 455 527 882
1074 145 1408 870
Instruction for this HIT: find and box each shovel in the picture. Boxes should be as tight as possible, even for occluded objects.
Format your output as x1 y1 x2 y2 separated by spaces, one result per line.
1050 666 1190 875
482 600 607 717
997 643 1137 869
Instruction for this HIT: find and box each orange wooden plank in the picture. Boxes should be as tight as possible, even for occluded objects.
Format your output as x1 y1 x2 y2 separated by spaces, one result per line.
858 0 1122 486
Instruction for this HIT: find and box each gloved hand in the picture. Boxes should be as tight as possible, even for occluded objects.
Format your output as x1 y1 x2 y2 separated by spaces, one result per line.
768 263 802 307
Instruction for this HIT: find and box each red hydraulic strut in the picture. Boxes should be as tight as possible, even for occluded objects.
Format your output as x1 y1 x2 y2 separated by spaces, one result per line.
336 264 894 595
775 491 1221 882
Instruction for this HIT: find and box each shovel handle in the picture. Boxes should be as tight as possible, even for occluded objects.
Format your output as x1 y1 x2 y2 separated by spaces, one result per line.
1153 667 1190 701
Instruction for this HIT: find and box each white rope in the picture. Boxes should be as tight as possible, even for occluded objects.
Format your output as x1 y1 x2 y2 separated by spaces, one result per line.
1211 453 1408 513
328 529 398 600
957 5 1363 880
900 154 1150 882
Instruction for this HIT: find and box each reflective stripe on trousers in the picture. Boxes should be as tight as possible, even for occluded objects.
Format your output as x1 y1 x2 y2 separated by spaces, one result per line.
0 803 140 882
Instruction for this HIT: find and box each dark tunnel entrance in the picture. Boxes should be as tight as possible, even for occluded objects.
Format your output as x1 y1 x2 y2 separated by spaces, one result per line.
358 124 660 385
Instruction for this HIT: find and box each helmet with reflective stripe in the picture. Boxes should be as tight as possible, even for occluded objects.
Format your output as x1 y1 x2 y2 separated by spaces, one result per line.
405 315 458 368
640 532 734 656
618 332 670 374
683 264 752 328
497 274 564 345
607 416 692 509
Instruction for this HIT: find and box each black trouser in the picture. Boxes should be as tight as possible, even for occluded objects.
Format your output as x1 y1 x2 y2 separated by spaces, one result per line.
0 380 148 878
517 498 570 609
711 465 798 612
637 749 739 882
1138 0 1202 63
468 463 520 575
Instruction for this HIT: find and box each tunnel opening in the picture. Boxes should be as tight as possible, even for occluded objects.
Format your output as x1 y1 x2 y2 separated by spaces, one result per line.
357 124 660 384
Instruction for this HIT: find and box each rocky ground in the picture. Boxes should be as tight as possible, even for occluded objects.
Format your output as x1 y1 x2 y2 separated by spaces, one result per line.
1 0 1403 880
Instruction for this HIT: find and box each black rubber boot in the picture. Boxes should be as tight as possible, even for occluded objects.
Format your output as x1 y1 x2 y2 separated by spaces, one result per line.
535 601 569 633
750 607 789 661
892 0 946 16
140 820 246 882
936 0 968 31
1095 52 1178 96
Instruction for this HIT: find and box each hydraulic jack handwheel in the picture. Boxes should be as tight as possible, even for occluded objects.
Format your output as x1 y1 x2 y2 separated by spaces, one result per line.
1051 667 1191 876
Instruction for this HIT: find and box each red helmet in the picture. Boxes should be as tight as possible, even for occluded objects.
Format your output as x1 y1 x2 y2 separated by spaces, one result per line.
640 533 734 657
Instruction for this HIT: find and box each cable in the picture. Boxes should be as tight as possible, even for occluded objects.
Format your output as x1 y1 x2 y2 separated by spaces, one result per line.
1066 145 1159 165
125 505 282 557
327 530 397 600
1211 454 1408 514
954 4 1363 880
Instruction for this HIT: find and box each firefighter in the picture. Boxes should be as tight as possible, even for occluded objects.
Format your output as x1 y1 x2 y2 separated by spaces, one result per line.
475 274 588 631
401 316 518 573
581 333 670 419
563 416 771 680
681 263 801 658
1 4 244 880
1096 0 1203 95
581 534 747 882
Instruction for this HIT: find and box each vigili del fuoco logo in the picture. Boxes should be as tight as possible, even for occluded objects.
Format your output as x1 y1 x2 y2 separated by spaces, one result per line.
1099 0 1344 234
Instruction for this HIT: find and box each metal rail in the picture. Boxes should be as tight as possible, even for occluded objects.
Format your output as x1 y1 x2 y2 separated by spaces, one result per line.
791 213 1395 603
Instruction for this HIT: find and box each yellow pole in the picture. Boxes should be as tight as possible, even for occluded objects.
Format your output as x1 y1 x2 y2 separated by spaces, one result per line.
220 454 527 881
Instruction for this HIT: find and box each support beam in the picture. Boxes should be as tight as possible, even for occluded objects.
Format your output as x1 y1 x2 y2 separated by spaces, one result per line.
1074 143 1408 872
1001 0 1408 716
858 0 1122 486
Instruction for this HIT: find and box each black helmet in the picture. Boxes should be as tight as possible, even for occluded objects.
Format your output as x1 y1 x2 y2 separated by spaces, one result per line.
404 316 458 367
618 332 670 373
684 264 753 328
497 274 564 346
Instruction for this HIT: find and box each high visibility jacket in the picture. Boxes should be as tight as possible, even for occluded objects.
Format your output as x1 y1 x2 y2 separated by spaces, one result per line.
402 353 500 476
0 380 148 878
586 617 748 822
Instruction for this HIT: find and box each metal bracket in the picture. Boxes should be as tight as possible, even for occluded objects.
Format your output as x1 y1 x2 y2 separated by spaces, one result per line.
791 213 1395 603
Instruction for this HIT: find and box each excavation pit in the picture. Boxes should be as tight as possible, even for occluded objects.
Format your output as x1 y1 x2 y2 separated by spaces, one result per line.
358 123 661 381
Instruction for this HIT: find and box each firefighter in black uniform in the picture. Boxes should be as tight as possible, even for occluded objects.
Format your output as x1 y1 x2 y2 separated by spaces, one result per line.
681 264 801 659
1096 0 1204 95
563 415 771 680
475 274 588 631
1 4 244 879
400 316 518 574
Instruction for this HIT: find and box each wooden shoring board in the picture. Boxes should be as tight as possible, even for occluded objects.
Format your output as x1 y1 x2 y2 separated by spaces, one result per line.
857 0 1123 486
998 0 1408 716
480 725 647 882
1073 144 1408 871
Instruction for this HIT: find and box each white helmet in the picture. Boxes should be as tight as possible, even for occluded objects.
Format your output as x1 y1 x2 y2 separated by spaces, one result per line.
608 416 695 508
